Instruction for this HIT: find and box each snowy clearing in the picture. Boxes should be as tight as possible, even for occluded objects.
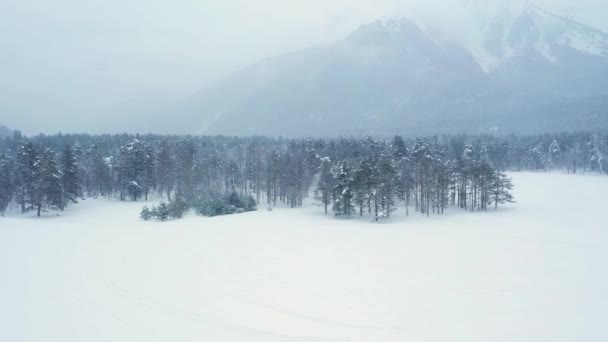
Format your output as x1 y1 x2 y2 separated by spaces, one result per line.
1 172 607 342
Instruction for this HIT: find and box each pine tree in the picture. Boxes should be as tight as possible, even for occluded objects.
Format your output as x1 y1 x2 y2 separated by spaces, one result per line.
0 153 14 216
156 202 170 221
175 140 195 201
33 149 65 216
490 171 514 209
156 139 175 200
352 157 374 216
61 143 81 204
332 160 354 216
548 139 561 170
315 157 333 214
14 140 38 213
590 135 605 175
392 135 412 214
143 144 156 200
267 150 281 206
376 151 396 219
140 206 152 221
88 143 112 197
116 139 146 201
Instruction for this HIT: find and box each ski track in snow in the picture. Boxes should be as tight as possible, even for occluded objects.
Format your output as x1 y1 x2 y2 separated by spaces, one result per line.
1 172 608 342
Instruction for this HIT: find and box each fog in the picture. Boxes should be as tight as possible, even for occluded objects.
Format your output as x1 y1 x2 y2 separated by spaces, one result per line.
0 0 606 134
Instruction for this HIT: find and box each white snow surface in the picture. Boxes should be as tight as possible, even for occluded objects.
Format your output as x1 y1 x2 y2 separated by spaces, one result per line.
1 172 607 341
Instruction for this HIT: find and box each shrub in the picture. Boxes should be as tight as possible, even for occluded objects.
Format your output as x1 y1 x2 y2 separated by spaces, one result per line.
168 198 189 219
193 192 257 217
156 202 170 221
140 206 152 221
141 192 257 222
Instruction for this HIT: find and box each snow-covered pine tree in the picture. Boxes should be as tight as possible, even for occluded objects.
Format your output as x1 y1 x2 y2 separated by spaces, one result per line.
315 157 333 214
489 171 515 209
14 140 38 213
175 139 195 201
392 135 412 214
117 139 146 201
86 143 110 197
156 139 175 201
527 142 545 171
143 144 156 200
245 139 265 203
548 139 561 170
156 202 170 221
478 161 495 211
352 157 374 216
590 135 605 175
0 153 14 216
33 148 65 216
332 160 354 217
412 138 434 216
376 151 396 219
61 143 81 204
267 150 281 206
140 206 152 221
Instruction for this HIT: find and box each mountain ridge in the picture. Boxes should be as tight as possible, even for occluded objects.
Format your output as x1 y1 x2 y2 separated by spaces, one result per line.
173 6 608 137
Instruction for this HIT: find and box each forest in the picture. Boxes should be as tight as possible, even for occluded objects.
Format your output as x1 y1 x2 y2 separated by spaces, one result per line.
0 131 606 220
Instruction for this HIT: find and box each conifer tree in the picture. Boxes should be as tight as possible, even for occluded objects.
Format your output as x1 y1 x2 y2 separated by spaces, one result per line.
15 140 38 213
143 144 156 200
332 160 354 216
33 149 65 216
315 157 334 214
156 139 175 200
61 143 81 204
0 153 14 216
376 152 396 219
490 171 515 209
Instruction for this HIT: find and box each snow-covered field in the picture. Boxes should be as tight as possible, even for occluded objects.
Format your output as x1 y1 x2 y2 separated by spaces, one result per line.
1 172 607 342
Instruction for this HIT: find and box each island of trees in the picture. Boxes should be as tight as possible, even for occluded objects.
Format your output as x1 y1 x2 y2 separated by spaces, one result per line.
0 131 606 220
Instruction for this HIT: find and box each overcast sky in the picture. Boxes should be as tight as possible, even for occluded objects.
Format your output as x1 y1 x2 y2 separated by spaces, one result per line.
0 0 606 134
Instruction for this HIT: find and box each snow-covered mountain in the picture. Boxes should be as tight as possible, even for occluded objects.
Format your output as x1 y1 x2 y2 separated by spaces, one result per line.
468 4 608 70
174 5 608 137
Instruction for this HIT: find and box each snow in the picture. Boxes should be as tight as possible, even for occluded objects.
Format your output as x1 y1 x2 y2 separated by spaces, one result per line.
1 172 608 341
530 6 608 57
463 3 608 71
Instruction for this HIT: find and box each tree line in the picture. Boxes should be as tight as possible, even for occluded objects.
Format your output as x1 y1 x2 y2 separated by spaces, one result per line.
0 130 605 219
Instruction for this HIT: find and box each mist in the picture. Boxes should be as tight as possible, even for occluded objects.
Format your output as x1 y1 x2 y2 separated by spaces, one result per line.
0 0 606 134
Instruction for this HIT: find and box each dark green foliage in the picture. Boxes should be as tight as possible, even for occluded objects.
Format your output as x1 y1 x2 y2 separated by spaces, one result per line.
490 171 515 208
116 138 147 201
140 201 182 222
140 206 153 221
332 160 354 217
193 192 257 217
5 130 608 220
156 202 170 222
15 140 38 213
168 198 189 219
244 194 257 212
195 197 229 217
314 157 333 215
33 148 65 216
140 193 255 222
0 153 13 216
61 144 81 204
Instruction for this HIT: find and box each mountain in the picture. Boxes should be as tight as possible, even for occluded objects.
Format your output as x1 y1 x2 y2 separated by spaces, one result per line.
175 5 608 137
